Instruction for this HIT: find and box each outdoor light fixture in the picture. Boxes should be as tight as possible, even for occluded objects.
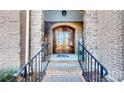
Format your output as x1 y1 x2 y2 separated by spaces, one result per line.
62 10 67 16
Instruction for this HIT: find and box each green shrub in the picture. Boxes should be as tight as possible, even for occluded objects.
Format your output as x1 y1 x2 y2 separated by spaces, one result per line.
0 70 16 82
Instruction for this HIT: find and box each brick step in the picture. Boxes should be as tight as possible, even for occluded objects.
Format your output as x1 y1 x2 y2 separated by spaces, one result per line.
45 61 82 75
46 68 82 75
46 71 82 75
42 75 85 82
48 61 79 64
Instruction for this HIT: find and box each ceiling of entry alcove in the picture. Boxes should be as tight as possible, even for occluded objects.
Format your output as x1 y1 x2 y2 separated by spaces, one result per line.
43 10 84 22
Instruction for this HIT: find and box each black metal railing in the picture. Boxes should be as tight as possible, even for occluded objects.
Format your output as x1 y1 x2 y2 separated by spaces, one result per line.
78 42 108 82
12 43 50 82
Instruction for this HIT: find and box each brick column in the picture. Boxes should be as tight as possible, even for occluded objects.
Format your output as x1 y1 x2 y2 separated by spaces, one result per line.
83 10 124 81
83 10 99 59
20 11 26 66
29 10 44 58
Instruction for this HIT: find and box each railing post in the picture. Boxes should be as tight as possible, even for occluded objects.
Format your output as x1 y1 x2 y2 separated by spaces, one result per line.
94 61 96 82
24 67 27 81
82 43 84 62
97 63 100 81
88 54 90 81
90 57 92 81
100 66 104 81
78 42 80 62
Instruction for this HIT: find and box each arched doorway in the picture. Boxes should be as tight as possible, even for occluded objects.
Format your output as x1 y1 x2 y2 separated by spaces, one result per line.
53 25 75 54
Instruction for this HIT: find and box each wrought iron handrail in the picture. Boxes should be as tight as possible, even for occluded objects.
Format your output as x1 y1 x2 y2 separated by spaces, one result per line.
12 43 50 82
78 41 108 82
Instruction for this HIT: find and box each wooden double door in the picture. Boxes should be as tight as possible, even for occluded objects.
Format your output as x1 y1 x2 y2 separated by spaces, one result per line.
53 26 75 54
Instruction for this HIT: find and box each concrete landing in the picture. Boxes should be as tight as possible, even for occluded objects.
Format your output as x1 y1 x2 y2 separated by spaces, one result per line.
50 54 78 62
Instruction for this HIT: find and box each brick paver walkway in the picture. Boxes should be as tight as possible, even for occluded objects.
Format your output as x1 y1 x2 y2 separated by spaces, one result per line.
42 61 85 82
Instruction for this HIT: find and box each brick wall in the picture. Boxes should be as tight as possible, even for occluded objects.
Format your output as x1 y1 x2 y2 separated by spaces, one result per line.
29 10 44 58
84 10 124 81
0 10 44 70
0 10 25 69
122 11 124 80
97 11 124 81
